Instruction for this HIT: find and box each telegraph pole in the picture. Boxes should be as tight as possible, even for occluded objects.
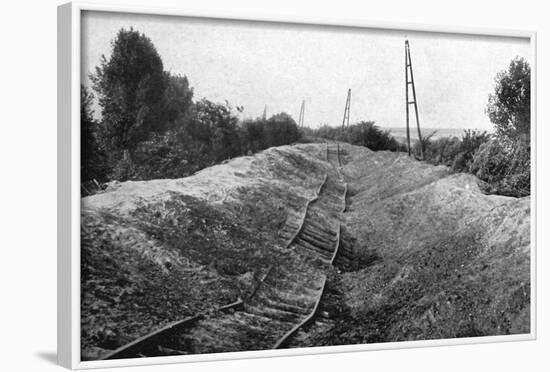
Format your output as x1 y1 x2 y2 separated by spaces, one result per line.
298 100 305 128
342 88 351 130
405 40 423 159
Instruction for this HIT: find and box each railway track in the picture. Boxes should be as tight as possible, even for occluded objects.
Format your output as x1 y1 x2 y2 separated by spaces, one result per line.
102 143 347 360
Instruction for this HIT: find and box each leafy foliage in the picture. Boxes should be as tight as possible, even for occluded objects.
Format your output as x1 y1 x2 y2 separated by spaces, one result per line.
264 113 301 147
470 137 530 197
163 72 194 131
192 99 242 162
421 130 491 172
486 57 531 141
418 58 531 197
310 122 406 152
81 85 108 182
240 113 300 153
91 28 167 152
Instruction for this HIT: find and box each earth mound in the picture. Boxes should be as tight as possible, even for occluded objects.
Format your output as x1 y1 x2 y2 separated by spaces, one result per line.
80 143 530 359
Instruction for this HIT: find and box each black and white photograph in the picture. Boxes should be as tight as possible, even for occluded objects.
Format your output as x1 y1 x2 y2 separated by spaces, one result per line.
78 9 532 363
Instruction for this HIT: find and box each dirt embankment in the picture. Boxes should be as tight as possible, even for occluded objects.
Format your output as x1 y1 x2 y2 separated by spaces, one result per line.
311 144 530 345
80 144 331 359
81 142 530 358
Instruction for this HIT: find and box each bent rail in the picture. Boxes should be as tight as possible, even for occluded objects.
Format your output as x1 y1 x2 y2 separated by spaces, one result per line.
272 276 327 349
101 300 242 360
103 143 346 359
342 183 348 213
285 174 328 249
330 223 342 265
274 143 347 348
101 266 274 360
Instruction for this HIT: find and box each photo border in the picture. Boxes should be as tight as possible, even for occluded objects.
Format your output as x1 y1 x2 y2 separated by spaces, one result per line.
57 1 537 369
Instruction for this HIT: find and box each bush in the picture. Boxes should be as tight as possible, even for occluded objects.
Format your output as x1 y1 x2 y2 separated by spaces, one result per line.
313 124 346 142
311 122 405 152
422 129 490 172
130 130 211 180
240 119 267 153
346 122 405 152
422 136 462 166
264 113 301 147
469 137 530 197
239 112 301 154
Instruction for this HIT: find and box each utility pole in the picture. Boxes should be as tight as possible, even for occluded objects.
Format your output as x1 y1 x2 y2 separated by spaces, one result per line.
342 88 351 130
298 100 305 128
405 40 423 159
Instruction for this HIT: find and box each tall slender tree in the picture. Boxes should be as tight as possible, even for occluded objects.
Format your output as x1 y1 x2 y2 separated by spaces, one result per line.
81 85 107 182
91 28 167 153
486 57 531 141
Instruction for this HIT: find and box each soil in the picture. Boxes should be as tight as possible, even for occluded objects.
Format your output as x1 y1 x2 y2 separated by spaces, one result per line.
306 144 530 346
80 142 530 359
80 144 330 359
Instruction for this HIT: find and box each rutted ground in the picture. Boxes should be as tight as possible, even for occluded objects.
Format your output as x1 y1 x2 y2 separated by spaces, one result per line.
302 144 530 346
80 144 330 360
81 142 530 359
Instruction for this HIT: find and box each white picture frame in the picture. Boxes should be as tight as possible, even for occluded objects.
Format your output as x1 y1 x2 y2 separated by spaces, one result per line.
58 2 537 369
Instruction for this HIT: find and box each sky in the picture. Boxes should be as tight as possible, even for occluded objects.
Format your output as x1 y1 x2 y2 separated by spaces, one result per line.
81 11 531 131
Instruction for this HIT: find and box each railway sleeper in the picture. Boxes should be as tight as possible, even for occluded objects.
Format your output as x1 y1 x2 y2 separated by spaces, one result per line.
259 286 317 308
294 240 335 258
294 244 333 262
301 219 336 234
296 235 334 253
301 223 336 240
254 289 314 311
262 276 322 294
281 222 299 233
302 218 336 235
309 207 339 218
298 248 333 263
299 228 335 246
253 295 312 316
245 303 304 322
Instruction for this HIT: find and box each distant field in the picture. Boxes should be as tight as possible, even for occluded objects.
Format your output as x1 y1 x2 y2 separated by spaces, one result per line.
382 127 478 143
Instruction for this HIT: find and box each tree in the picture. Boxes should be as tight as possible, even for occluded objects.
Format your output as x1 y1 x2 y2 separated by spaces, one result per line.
264 113 300 147
163 72 194 131
191 99 242 162
346 121 403 152
90 28 167 152
240 118 267 153
81 85 107 182
486 57 530 141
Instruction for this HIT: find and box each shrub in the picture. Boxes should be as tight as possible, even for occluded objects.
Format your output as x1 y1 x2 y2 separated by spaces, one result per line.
422 136 462 166
239 112 301 154
240 119 267 153
422 129 490 172
345 122 405 152
469 137 530 197
311 122 405 152
130 130 211 180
